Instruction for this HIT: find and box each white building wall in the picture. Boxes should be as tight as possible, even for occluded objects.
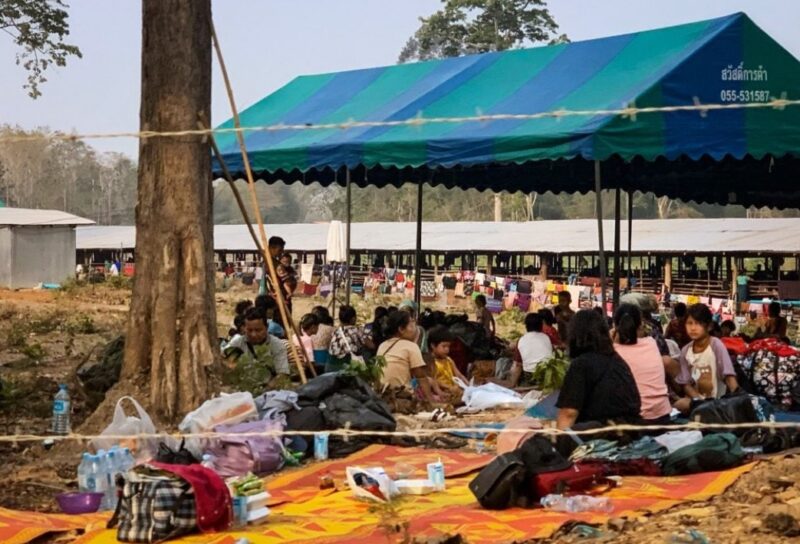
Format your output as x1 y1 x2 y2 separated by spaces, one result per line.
0 228 12 288
3 226 76 288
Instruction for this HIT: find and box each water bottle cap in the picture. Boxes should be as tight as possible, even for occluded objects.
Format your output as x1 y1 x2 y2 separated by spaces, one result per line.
59 384 67 390
97 449 106 455
82 452 91 460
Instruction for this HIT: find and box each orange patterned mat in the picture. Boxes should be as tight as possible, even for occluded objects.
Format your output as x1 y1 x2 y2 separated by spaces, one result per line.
0 447 755 544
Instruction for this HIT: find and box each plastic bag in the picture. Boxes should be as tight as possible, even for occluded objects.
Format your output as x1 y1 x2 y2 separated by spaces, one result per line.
93 396 158 460
179 392 258 457
209 417 286 477
454 378 524 413
345 466 398 503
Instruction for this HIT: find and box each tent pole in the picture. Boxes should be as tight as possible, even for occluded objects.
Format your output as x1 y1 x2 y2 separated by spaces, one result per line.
414 181 423 311
627 190 633 289
594 161 608 312
345 168 352 306
613 186 622 309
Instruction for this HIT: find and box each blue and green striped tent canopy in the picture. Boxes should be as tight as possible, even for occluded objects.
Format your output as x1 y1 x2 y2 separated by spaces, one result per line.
214 13 800 207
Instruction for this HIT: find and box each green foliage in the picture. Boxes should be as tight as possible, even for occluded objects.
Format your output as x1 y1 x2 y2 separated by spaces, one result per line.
106 275 131 290
399 0 562 63
20 341 46 361
0 376 54 417
341 355 386 386
65 314 96 335
28 314 63 334
0 0 82 98
496 307 525 326
5 322 29 349
0 127 138 224
59 276 85 295
222 358 272 396
531 349 569 392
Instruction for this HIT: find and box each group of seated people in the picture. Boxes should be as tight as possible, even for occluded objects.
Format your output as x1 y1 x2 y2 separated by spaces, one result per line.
553 300 744 431
221 288 792 440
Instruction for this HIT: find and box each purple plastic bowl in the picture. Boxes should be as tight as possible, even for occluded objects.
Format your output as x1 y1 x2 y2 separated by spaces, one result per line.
56 492 104 514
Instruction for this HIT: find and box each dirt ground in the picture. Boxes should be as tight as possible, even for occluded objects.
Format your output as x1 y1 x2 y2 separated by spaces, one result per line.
1 282 799 542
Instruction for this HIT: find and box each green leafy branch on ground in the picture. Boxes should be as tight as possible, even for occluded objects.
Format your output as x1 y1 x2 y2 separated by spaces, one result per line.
531 349 570 392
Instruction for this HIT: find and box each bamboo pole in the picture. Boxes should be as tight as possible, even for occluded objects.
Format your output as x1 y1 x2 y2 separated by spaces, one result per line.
206 126 315 377
613 186 621 308
211 22 307 383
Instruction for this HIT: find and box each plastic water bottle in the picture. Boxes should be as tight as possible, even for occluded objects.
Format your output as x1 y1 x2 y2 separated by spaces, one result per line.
119 447 136 474
314 433 329 461
105 449 119 509
540 494 613 513
77 453 95 493
427 458 446 490
52 384 71 435
91 453 110 510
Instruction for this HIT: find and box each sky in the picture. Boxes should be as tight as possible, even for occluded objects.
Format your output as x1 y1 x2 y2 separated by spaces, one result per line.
1 0 799 158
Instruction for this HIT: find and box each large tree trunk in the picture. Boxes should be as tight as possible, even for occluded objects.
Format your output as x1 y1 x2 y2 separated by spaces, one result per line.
122 0 216 419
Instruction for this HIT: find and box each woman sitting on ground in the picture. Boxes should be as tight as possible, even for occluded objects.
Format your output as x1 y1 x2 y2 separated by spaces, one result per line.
555 309 641 431
674 304 739 414
612 304 672 425
328 305 374 373
398 300 428 352
378 310 437 401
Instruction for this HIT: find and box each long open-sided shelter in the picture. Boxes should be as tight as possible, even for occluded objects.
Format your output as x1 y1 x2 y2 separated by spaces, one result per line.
214 12 800 307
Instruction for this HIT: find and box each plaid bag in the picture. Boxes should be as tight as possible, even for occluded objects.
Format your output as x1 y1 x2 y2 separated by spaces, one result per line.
109 468 198 543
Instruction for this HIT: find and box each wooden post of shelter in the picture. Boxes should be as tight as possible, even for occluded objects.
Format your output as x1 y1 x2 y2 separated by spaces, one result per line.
627 190 633 288
413 181 423 310
594 161 608 312
613 186 622 309
345 168 352 306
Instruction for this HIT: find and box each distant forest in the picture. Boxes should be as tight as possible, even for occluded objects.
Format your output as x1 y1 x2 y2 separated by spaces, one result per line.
2 127 797 224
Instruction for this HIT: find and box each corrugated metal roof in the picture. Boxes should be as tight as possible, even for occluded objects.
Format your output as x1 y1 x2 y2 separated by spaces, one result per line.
0 207 95 227
76 219 800 255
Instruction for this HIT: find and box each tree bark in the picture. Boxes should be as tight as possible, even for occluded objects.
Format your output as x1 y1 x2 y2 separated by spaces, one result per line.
123 0 216 419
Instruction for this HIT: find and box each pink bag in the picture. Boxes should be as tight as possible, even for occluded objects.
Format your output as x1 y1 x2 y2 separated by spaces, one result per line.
208 418 285 477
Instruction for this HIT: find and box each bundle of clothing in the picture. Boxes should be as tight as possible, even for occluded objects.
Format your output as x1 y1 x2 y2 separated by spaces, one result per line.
282 373 397 458
733 338 800 408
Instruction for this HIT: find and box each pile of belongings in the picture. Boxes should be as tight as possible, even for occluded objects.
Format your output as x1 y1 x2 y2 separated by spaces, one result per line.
445 315 508 364
179 392 290 478
471 392 800 512
282 373 397 458
469 431 747 511
729 337 800 409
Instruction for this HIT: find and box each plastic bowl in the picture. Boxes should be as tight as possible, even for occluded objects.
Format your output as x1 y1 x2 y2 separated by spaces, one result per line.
56 492 104 514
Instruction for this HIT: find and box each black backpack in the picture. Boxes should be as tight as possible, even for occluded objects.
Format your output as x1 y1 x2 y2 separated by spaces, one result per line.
469 452 528 510
661 433 745 476
469 436 571 510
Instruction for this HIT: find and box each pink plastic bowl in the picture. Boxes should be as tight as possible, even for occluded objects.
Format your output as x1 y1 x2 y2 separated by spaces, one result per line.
56 492 104 514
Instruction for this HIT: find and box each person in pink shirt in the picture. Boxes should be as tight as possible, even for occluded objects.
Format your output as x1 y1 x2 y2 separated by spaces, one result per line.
612 304 672 424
